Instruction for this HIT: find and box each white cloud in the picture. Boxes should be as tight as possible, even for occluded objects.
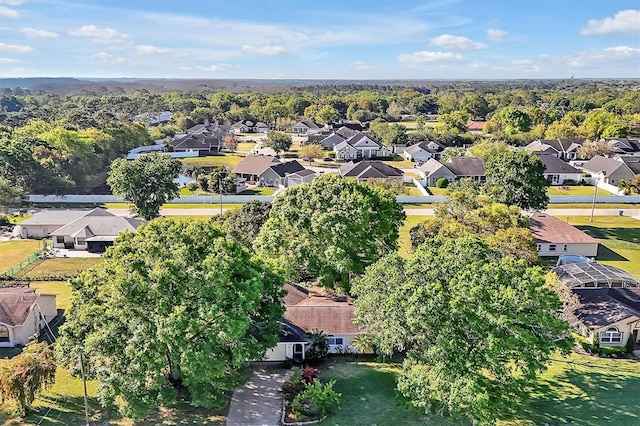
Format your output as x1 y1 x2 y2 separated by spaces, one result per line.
487 28 508 42
69 25 129 44
135 45 188 58
350 61 373 70
397 51 465 63
0 57 20 64
470 62 488 68
0 6 19 18
0 1 25 5
21 27 60 39
0 42 33 53
196 63 232 72
430 34 488 50
92 52 127 64
581 9 640 36
241 44 288 56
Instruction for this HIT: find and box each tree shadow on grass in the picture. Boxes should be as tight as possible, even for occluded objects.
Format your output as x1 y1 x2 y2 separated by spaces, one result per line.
577 226 640 246
596 244 629 262
516 369 640 426
26 396 227 425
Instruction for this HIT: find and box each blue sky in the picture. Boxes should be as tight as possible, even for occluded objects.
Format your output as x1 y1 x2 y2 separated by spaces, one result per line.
0 0 638 79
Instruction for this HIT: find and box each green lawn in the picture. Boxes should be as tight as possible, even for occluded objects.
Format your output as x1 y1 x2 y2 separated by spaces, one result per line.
320 357 447 425
381 155 414 169
165 215 215 221
548 186 611 196
548 203 640 209
17 258 102 281
402 203 435 209
181 154 244 168
238 187 276 196
398 216 430 257
0 240 43 273
427 187 448 196
403 184 424 196
30 281 72 310
555 216 640 277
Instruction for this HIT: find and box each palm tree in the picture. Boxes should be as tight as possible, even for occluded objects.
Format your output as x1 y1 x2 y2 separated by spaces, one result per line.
351 334 374 354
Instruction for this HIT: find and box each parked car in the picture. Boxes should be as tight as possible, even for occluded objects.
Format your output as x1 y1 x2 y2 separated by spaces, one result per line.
323 157 334 161
302 157 314 162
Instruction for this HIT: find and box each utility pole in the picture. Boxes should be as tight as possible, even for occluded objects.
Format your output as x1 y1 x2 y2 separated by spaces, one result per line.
79 353 90 426
590 171 605 223
219 176 223 216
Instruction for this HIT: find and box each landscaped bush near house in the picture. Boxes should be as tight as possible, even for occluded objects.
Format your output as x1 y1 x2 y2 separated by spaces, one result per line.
435 177 449 188
625 335 636 354
305 330 329 364
573 333 593 353
561 179 578 186
598 346 628 358
290 380 341 419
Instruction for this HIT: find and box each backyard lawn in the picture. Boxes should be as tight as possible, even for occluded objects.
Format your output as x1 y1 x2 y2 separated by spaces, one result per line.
556 216 640 277
381 155 414 169
16 257 102 281
403 184 424 196
181 154 244 168
398 215 430 257
548 186 611 196
0 240 43 273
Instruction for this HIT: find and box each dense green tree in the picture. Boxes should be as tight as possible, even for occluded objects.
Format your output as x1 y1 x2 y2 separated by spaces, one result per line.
208 166 236 194
107 152 181 219
56 218 285 418
369 121 408 146
352 235 572 424
485 151 549 210
0 177 26 211
298 144 325 162
254 174 405 292
437 110 470 133
263 131 293 154
0 342 56 416
215 200 272 251
459 93 490 119
582 110 623 139
314 105 341 124
467 139 510 160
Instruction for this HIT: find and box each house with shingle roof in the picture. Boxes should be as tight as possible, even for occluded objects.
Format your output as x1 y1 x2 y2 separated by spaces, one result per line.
49 208 146 253
418 158 456 186
334 133 390 161
230 119 268 134
445 157 486 182
402 141 444 163
529 212 599 257
318 133 345 150
0 287 57 348
527 139 585 161
339 160 403 183
291 119 322 135
18 210 92 239
582 155 635 186
533 153 583 185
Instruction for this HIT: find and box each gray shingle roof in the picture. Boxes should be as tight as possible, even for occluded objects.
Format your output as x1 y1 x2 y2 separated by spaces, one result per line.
339 161 403 179
534 153 580 174
572 288 640 329
582 155 629 176
232 155 281 175
445 157 485 177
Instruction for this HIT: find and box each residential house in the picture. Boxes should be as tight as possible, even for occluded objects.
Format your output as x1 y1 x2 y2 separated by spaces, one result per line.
582 155 635 186
291 120 322 135
466 120 486 134
444 156 486 182
126 142 167 160
418 158 456 186
168 121 227 156
49 208 146 253
402 141 444 162
554 262 640 348
287 169 316 187
527 139 585 161
232 155 306 187
339 161 403 183
230 119 268 134
334 126 362 139
334 133 390 161
18 210 92 239
529 213 599 257
616 155 640 176
534 153 583 185
262 318 309 363
259 161 306 188
0 287 57 348
318 133 345 150
604 138 640 155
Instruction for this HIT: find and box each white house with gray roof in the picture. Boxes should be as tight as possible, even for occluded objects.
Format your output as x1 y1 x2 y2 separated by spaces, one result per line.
334 134 390 161
402 141 444 163
582 155 635 186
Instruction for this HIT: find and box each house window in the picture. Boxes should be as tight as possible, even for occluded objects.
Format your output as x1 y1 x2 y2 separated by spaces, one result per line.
563 245 568 252
549 244 557 252
76 238 86 245
56 236 64 244
536 244 541 252
600 327 623 344
327 336 344 346
0 326 9 342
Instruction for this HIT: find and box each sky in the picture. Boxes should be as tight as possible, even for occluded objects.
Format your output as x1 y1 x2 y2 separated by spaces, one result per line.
0 0 638 79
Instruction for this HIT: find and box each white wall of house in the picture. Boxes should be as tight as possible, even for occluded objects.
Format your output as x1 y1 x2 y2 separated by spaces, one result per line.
421 169 456 187
327 334 373 354
263 342 307 361
586 317 640 347
20 225 62 239
536 242 598 257
403 150 431 162
545 172 583 185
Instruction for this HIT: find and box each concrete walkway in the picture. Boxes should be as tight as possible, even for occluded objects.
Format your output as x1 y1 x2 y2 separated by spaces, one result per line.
226 363 293 426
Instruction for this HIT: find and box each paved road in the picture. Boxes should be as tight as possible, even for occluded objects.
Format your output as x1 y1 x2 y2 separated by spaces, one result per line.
106 207 640 218
226 363 293 426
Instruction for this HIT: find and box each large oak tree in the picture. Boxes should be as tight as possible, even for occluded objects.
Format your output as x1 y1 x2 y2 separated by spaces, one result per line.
352 235 572 424
254 174 405 292
56 218 285 418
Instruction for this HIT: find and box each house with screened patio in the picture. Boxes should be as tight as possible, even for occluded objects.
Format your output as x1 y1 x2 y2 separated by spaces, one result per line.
0 287 57 348
554 262 640 349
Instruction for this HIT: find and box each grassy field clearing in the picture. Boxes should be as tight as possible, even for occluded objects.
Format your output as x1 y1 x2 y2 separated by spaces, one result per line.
0 240 43 273
17 258 102 281
181 154 244 168
548 186 611 196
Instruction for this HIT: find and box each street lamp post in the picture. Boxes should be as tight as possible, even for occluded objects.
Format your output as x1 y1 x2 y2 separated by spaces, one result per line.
590 171 606 222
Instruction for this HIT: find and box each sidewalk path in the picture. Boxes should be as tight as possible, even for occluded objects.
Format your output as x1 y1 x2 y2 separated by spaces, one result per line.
226 363 292 426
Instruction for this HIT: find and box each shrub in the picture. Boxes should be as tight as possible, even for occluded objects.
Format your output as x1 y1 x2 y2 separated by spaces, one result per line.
290 380 341 419
305 330 329 364
435 177 449 188
562 179 578 186
625 335 636 354
598 346 627 357
281 373 306 401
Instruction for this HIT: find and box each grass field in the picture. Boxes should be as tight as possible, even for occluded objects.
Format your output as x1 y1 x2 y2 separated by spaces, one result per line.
0 240 43 273
547 203 640 209
17 258 102 281
30 281 72 310
403 184 424 196
181 154 244 168
381 155 415 169
320 353 640 426
548 186 611 196
165 215 215 221
555 216 640 277
398 215 430 257
426 187 448 196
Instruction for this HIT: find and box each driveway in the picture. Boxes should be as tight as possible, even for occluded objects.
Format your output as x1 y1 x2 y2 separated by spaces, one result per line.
226 363 293 426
